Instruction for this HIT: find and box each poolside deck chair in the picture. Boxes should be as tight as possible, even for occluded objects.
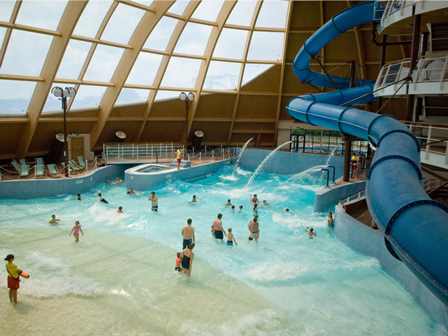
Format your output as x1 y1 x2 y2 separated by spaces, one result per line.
12 159 29 177
35 157 45 177
77 156 87 170
69 160 82 172
47 164 58 176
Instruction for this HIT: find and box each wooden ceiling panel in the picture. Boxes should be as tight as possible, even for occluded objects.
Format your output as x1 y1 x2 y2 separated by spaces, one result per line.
110 103 148 118
190 121 230 142
289 1 320 32
0 124 26 157
237 95 278 119
195 93 236 119
97 121 144 144
140 121 185 142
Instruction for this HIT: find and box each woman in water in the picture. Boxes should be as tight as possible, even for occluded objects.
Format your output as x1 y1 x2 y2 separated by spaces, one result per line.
70 221 84 243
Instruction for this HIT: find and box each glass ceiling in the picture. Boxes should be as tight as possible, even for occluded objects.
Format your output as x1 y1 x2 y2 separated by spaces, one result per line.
0 0 289 116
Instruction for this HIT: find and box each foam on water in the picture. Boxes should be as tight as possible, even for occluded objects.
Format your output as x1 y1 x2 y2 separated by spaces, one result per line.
245 262 308 282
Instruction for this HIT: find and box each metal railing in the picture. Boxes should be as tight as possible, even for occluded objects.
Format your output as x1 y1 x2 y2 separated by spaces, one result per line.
406 122 448 161
103 143 239 164
380 0 408 27
375 55 448 92
340 190 366 206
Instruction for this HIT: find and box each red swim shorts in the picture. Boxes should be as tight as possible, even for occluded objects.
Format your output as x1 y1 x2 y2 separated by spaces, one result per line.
7 276 20 289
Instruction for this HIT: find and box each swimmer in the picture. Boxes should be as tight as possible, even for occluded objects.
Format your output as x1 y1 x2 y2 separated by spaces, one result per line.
238 205 243 212
284 208 292 213
4 254 24 304
308 227 316 239
251 194 258 206
190 195 198 203
181 244 194 276
211 213 226 240
77 193 81 201
226 228 237 246
175 252 182 272
49 214 60 225
231 205 235 213
127 188 135 195
225 199 232 207
117 206 124 214
328 210 334 227
70 221 84 243
248 216 260 242
150 192 158 212
97 192 109 204
181 218 195 249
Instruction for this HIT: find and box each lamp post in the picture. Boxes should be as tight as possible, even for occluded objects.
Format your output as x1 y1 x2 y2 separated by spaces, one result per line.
51 86 76 177
179 91 194 154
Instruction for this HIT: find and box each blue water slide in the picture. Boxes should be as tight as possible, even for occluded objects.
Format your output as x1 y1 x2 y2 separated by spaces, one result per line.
287 2 448 304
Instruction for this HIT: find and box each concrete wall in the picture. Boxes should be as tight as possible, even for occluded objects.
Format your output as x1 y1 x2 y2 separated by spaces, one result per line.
125 160 230 191
0 164 132 199
239 148 344 176
335 206 448 328
314 181 366 212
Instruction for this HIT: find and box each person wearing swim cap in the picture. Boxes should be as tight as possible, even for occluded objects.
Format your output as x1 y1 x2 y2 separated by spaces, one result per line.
4 254 24 304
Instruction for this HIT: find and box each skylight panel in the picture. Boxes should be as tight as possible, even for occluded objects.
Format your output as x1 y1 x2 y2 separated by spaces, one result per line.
132 0 154 7
101 4 145 44
116 88 150 106
144 17 179 51
242 64 273 85
154 90 181 102
174 23 212 56
0 80 36 116
226 0 257 27
126 52 163 86
73 0 113 38
70 85 107 111
192 0 224 22
0 28 5 47
167 1 189 16
0 30 52 76
56 40 91 80
247 32 284 62
161 57 201 88
16 0 68 31
213 28 248 60
84 45 124 82
0 1 15 22
255 0 288 29
203 61 241 90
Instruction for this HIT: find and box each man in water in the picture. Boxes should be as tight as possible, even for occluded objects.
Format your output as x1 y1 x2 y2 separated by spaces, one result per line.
97 193 109 204
176 148 183 170
77 193 81 201
211 213 226 240
181 218 195 249
248 216 260 242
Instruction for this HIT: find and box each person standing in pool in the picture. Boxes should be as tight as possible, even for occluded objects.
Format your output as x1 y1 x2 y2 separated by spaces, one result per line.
190 195 198 203
226 228 237 246
49 214 60 225
77 193 81 201
251 194 258 206
211 213 226 240
70 221 84 243
181 244 194 276
327 211 334 227
117 206 124 214
150 192 158 212
181 218 195 249
248 216 260 242
176 148 183 170
4 254 23 304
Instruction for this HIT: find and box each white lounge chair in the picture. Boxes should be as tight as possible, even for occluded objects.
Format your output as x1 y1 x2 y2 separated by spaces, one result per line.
35 158 45 177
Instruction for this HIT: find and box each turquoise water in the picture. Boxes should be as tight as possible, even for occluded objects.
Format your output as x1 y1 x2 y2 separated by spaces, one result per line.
0 165 446 335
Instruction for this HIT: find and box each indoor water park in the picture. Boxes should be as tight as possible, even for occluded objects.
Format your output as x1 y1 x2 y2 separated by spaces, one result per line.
0 1 447 335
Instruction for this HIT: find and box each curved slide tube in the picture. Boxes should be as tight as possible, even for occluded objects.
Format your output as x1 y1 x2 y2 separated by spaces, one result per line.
287 2 448 304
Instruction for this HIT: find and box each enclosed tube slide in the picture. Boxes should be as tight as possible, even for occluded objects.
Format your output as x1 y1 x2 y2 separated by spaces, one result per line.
287 2 448 304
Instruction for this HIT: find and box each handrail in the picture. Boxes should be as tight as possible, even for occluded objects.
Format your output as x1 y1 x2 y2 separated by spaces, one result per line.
340 190 366 206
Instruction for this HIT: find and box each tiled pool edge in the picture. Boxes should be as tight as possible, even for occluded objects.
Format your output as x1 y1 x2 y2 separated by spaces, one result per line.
335 205 448 328
125 159 230 191
0 165 131 198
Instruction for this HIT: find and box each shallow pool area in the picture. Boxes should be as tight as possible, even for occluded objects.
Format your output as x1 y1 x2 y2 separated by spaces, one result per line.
0 164 446 336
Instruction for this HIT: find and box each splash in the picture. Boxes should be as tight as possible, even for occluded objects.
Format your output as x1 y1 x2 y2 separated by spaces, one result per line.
233 137 253 173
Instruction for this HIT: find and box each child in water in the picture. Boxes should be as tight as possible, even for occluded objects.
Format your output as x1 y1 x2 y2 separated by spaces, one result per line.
175 252 182 272
117 206 124 214
190 195 197 203
4 254 25 304
150 192 158 212
49 214 60 225
226 228 237 246
308 227 316 239
70 221 84 243
225 199 232 207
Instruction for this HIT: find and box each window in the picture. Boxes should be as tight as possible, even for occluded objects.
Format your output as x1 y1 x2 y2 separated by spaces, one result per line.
101 4 145 45
16 0 68 30
126 53 163 86
204 61 241 90
213 28 248 60
192 0 224 22
70 85 107 111
0 30 53 76
226 0 258 27
255 0 288 29
242 64 274 85
247 32 284 61
154 90 180 102
116 88 150 106
0 28 5 48
161 57 201 88
175 23 212 56
0 1 15 22
84 45 124 82
144 17 179 51
132 0 154 7
73 0 113 38
0 80 36 116
167 1 189 16
56 40 91 80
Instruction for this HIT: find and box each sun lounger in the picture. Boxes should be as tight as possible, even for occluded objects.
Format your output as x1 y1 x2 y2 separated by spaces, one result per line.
69 160 82 172
47 164 58 176
35 157 45 177
12 159 30 177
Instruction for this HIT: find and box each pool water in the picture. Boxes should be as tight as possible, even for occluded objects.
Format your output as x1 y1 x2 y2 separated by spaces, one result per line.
0 164 446 336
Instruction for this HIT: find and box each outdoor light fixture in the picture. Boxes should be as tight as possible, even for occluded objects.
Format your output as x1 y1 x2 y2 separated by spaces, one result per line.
51 86 77 177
